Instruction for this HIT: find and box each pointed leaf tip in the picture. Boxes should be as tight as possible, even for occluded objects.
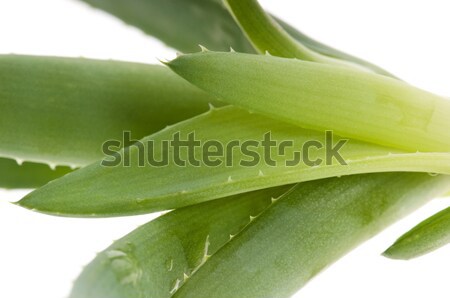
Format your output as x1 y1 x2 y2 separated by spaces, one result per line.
383 206 450 260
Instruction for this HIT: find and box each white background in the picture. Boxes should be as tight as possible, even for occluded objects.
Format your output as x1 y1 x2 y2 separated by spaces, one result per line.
1 0 450 297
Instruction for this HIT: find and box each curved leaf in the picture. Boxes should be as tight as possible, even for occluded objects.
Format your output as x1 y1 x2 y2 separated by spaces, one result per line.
168 52 450 152
224 0 379 74
384 206 450 260
17 107 450 217
70 173 450 297
0 55 220 167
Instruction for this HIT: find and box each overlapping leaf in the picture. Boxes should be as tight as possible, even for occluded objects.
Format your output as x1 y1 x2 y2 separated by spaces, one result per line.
168 52 450 152
17 106 450 217
70 173 450 297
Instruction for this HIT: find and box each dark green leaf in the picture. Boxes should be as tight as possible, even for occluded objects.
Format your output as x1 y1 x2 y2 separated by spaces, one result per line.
0 157 71 189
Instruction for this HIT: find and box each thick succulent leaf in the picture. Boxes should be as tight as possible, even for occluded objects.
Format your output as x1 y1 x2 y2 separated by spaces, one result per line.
17 107 450 217
224 0 380 74
224 0 328 60
0 157 72 189
80 0 254 53
168 52 450 153
383 206 450 260
70 185 291 298
70 173 450 297
173 173 450 298
0 55 219 167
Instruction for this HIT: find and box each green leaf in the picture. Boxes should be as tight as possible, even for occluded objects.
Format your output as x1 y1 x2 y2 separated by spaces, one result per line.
80 0 254 53
383 206 450 260
223 0 385 75
70 185 291 298
168 52 450 153
0 55 220 167
224 0 324 60
70 173 450 297
0 157 72 189
173 173 450 298
17 106 450 217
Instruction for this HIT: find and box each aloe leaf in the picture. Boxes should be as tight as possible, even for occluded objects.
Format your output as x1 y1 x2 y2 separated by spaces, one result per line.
173 173 450 298
168 52 450 153
70 185 291 298
17 106 450 217
70 173 450 297
223 0 381 75
0 55 219 167
80 0 254 53
224 0 323 60
0 157 72 189
383 206 450 260
78 0 394 76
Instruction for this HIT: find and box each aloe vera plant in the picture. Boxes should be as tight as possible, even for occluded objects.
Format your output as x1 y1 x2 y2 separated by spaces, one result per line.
3 0 450 297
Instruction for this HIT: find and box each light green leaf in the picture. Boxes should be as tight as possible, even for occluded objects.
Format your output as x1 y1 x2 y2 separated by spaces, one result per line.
0 55 220 167
0 157 72 189
168 52 450 152
70 173 450 297
383 206 450 260
70 185 291 298
17 106 450 217
224 0 325 60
